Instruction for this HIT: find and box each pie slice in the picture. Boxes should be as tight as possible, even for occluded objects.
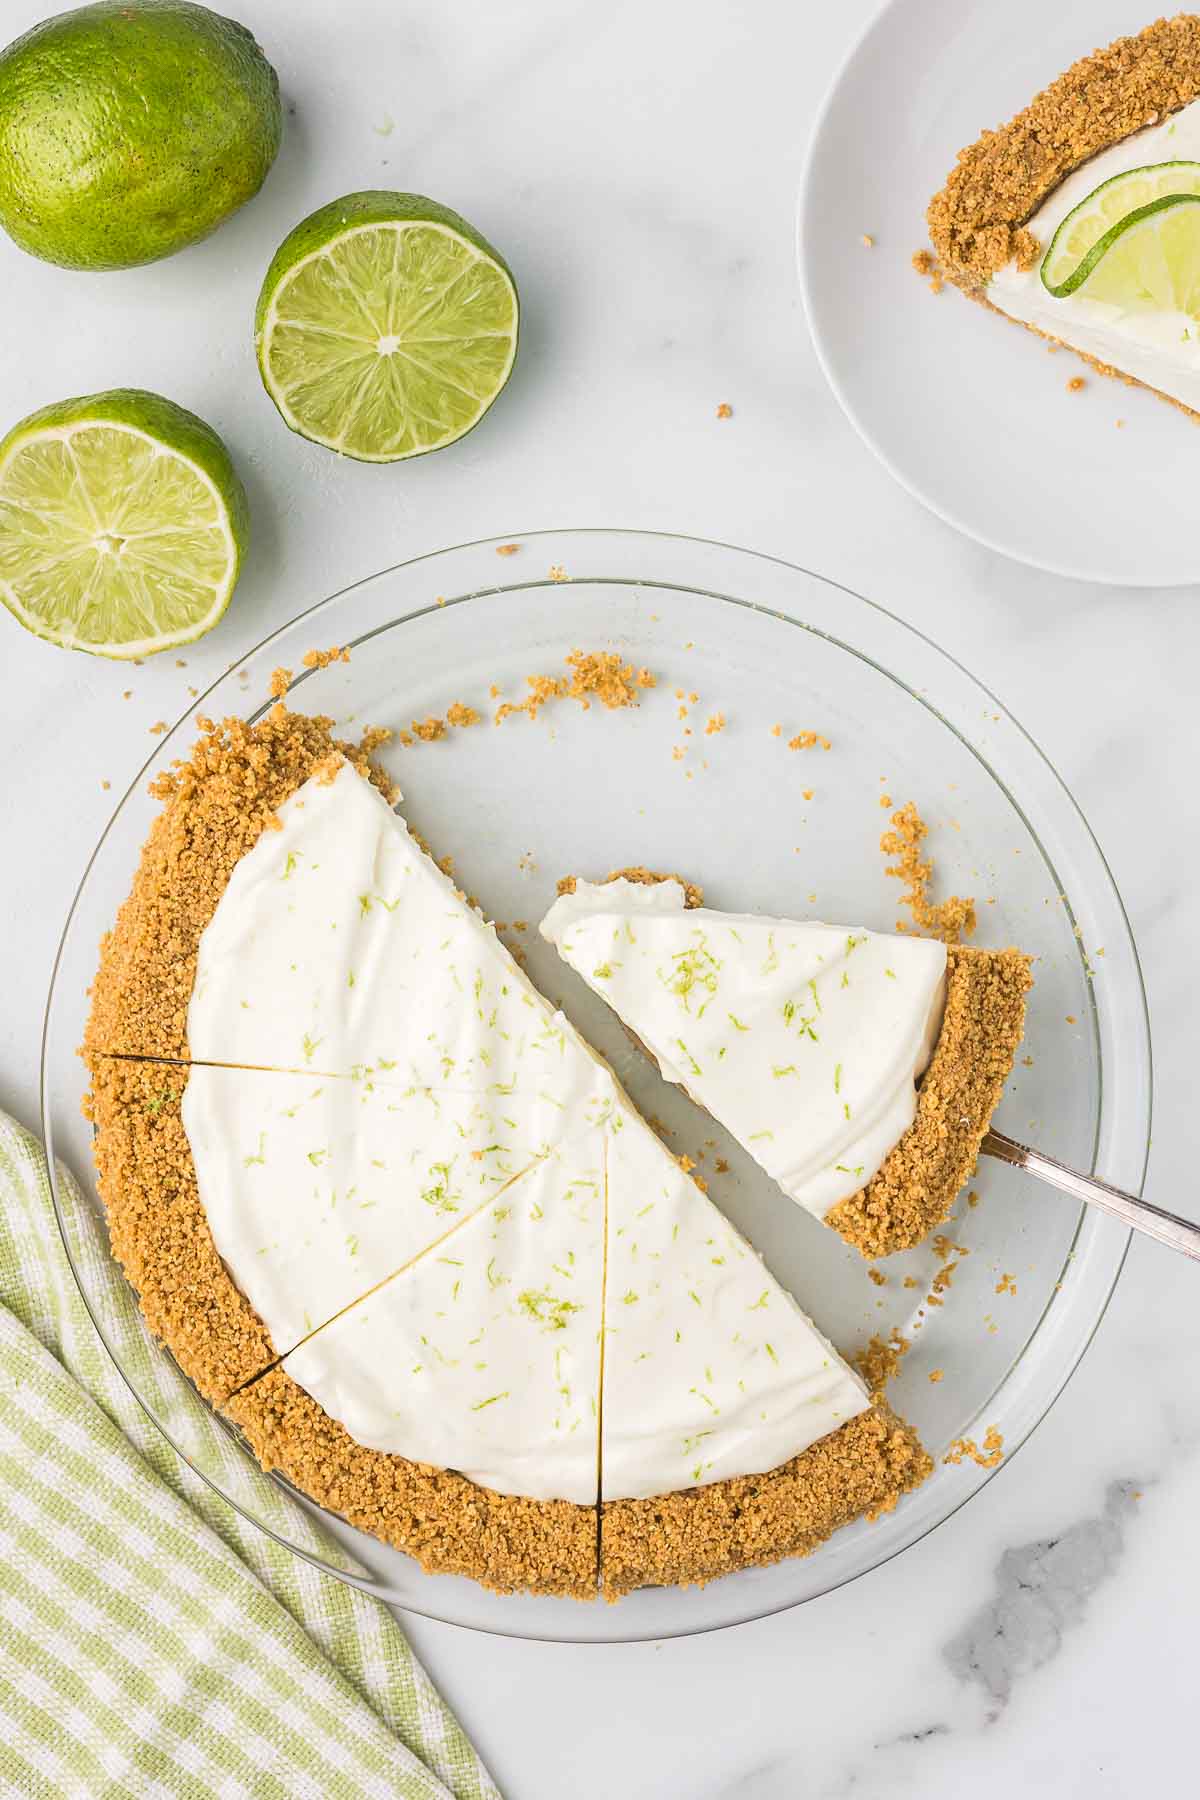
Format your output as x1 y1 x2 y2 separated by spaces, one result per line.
182 1065 555 1357
598 1104 929 1595
541 875 1031 1257
926 18 1200 417
270 1135 605 1504
186 755 609 1106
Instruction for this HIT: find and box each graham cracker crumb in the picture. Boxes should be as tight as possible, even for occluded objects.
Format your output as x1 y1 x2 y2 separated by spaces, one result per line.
1067 376 1087 393
357 724 393 756
928 19 1200 283
495 651 652 725
301 646 350 670
827 945 1032 1258
861 234 874 248
148 721 168 736
928 1369 945 1383
881 801 977 942
853 1330 911 1397
496 542 521 556
411 716 447 743
787 731 831 752
548 564 568 582
867 1267 888 1287
995 1271 1018 1296
912 248 945 293
446 702 481 729
716 402 733 419
944 1426 1004 1469
268 667 292 699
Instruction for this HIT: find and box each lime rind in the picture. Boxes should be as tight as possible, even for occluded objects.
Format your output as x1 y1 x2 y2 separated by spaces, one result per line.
255 191 519 464
0 389 246 659
1041 160 1200 296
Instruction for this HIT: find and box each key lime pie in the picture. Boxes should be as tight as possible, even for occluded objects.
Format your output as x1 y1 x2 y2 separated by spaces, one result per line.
927 17 1200 416
541 876 1030 1258
84 701 1035 1598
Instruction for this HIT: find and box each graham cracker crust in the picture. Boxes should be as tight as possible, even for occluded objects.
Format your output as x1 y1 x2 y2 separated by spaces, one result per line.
555 865 706 910
927 17 1200 285
82 704 391 1063
225 1369 599 1599
86 1057 277 1405
601 1401 931 1598
827 945 1033 1259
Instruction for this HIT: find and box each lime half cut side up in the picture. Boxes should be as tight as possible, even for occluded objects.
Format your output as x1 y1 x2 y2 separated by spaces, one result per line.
0 389 247 659
255 191 519 463
1040 159 1200 296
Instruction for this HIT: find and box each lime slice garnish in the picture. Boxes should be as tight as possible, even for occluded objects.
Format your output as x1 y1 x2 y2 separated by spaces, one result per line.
1068 194 1200 313
0 389 247 659
1041 160 1200 296
255 190 519 463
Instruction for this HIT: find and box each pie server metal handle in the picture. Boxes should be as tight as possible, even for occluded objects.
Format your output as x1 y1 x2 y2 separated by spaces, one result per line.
982 1130 1200 1263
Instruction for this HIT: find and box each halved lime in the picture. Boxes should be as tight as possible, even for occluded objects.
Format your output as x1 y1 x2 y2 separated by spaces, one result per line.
1041 160 1200 296
0 389 247 659
255 190 519 462
1071 194 1200 313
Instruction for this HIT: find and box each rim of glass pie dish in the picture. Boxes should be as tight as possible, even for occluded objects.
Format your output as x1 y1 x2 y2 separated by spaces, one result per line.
40 528 1151 1643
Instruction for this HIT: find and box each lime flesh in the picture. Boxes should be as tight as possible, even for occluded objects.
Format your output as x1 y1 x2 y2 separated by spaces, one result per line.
1041 160 1200 296
1070 195 1200 314
0 390 247 658
256 191 519 462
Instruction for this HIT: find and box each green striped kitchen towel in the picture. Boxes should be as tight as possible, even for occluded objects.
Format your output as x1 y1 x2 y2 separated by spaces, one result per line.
0 1111 502 1800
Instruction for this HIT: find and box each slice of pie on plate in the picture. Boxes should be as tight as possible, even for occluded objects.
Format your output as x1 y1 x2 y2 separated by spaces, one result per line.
540 874 1031 1259
926 16 1200 417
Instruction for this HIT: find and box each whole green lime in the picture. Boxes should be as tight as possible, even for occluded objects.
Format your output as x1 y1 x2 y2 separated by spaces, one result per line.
0 0 282 270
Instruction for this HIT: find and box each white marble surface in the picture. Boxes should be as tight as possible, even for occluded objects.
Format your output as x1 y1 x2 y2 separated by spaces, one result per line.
1 0 1197 1794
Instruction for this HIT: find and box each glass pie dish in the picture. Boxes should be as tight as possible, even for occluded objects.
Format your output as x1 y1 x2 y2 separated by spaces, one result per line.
41 529 1151 1642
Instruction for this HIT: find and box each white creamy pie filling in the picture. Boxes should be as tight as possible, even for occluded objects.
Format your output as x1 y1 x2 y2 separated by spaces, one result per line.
541 877 947 1222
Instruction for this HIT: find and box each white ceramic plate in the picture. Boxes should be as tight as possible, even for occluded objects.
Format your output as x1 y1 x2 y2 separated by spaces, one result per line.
799 0 1200 585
